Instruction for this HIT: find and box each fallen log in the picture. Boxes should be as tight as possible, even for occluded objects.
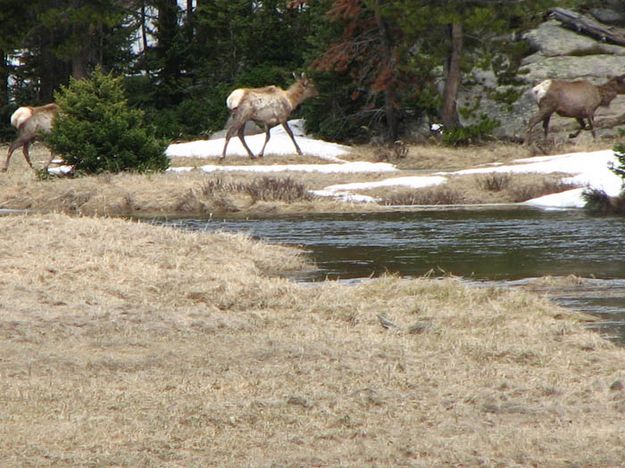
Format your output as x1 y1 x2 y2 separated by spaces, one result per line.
549 7 625 47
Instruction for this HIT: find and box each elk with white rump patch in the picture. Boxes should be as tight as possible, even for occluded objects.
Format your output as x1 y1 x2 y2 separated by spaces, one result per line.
3 103 59 172
221 73 318 160
526 75 625 144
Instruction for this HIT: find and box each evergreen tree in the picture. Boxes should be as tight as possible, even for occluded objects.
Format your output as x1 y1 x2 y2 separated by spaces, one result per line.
47 68 168 174
308 0 406 142
303 0 575 141
610 142 625 182
396 0 584 129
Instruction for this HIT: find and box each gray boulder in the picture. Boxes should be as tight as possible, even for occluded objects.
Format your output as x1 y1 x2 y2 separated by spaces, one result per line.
457 17 625 141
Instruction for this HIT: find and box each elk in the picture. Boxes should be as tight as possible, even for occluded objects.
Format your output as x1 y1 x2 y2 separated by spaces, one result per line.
221 73 318 160
3 103 59 172
526 74 625 144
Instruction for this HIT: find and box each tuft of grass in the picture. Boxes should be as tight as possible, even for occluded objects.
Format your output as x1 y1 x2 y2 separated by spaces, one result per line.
199 177 246 197
200 175 313 203
373 141 409 162
476 173 512 192
245 176 314 203
382 186 465 205
507 179 578 203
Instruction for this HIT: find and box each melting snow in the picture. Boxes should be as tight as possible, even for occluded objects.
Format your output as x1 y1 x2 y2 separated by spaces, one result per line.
166 122 624 208
166 119 349 162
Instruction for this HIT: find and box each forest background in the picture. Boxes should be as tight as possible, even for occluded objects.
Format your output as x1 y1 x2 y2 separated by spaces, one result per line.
0 0 612 146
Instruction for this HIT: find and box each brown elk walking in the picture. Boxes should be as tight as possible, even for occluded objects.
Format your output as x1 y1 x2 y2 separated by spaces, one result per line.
221 73 318 160
525 75 625 144
3 103 59 172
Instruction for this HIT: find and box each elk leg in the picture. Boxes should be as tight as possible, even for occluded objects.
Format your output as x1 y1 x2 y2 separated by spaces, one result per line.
541 115 552 137
222 111 248 160
237 127 256 159
282 122 303 155
568 118 587 138
222 120 250 160
22 141 33 168
221 130 234 160
526 110 551 144
2 142 19 172
588 115 597 139
258 126 271 158
44 150 57 170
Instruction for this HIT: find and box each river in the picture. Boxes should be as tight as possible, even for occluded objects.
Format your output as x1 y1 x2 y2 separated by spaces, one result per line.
157 207 625 343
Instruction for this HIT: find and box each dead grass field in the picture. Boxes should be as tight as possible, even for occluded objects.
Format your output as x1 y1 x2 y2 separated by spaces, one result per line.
0 213 624 466
0 137 614 217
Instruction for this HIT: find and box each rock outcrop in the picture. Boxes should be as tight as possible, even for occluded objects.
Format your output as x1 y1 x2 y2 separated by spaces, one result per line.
458 12 625 141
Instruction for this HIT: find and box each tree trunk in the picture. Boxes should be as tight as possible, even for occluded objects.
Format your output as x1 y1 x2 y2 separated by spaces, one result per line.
72 48 90 80
373 1 399 142
441 22 463 129
186 0 194 37
0 50 8 109
39 33 70 103
141 1 149 53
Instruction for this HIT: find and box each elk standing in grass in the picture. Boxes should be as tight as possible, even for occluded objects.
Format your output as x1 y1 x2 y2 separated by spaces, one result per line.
221 73 318 160
3 103 59 172
526 74 625 144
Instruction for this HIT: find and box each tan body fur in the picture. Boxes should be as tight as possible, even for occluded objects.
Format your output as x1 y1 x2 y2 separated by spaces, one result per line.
526 75 625 143
4 103 59 172
221 74 318 159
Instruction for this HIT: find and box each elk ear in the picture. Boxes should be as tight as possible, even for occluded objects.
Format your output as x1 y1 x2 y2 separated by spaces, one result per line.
292 72 298 81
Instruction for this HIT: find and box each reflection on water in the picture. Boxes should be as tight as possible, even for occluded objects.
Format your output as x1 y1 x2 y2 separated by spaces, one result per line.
156 208 625 343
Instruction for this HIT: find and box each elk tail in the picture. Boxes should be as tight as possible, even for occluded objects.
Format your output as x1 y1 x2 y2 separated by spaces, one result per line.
226 89 245 110
10 107 32 129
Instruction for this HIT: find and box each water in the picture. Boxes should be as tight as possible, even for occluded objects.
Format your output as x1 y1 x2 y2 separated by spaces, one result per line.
156 208 625 342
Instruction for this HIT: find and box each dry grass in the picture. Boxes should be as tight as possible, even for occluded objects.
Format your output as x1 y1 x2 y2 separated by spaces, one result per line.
169 153 330 168
376 173 579 205
0 138 611 216
0 148 367 217
0 213 624 465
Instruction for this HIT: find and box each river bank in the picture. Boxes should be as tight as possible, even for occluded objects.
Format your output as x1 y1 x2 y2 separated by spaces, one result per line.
2 140 625 463
0 136 619 216
1 212 624 465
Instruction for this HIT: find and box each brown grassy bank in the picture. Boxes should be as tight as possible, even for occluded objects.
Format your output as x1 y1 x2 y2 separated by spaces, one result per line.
0 213 624 465
0 139 613 217
0 145 384 217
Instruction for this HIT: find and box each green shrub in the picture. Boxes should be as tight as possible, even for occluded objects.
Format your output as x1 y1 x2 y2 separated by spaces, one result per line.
582 187 625 214
47 68 169 174
442 116 499 147
609 141 625 181
587 141 625 213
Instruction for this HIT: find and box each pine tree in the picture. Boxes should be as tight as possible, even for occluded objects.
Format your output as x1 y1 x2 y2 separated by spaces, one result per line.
397 0 564 129
47 68 168 174
610 143 625 181
310 0 405 142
